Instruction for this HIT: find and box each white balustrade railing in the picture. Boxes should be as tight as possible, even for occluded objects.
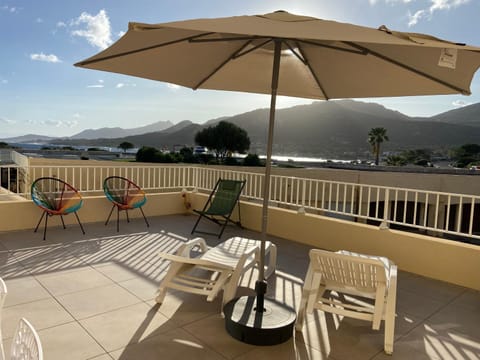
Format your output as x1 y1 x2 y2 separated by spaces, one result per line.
0 164 478 241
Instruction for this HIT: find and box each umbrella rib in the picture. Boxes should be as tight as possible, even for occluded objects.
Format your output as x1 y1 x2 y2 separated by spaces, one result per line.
296 41 330 100
75 32 216 66
345 41 471 94
233 39 273 59
297 39 367 55
192 40 256 90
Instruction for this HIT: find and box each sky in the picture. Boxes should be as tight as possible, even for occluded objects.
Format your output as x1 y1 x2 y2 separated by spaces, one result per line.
1 0 480 138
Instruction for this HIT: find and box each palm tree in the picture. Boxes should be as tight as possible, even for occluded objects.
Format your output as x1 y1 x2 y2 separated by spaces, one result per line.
368 127 389 165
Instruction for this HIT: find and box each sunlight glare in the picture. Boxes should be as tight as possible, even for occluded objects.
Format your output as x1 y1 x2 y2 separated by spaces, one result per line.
173 338 204 349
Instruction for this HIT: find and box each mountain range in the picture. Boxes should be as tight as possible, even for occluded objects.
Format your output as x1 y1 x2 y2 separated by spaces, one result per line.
3 100 480 158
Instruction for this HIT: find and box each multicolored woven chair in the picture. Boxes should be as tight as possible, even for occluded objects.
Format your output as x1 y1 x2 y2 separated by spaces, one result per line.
103 176 149 232
31 177 85 241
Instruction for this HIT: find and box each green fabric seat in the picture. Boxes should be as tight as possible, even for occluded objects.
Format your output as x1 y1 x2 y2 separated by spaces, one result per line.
191 179 246 238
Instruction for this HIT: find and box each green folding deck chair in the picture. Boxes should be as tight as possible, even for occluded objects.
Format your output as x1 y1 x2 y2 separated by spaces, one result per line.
191 179 246 238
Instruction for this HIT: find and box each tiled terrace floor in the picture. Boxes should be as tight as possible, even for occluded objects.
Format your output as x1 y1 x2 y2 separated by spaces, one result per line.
0 214 479 360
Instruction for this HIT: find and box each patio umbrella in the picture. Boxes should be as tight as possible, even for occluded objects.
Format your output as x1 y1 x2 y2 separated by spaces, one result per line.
75 10 480 345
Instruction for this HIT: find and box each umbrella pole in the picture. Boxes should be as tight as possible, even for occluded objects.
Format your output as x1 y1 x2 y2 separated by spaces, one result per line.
224 40 296 346
255 39 281 313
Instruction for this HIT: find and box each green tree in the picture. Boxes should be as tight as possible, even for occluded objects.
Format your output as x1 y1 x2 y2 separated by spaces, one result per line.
367 127 389 165
119 141 134 153
0 142 10 149
450 143 480 168
385 154 407 166
136 146 159 162
194 121 250 161
243 153 262 166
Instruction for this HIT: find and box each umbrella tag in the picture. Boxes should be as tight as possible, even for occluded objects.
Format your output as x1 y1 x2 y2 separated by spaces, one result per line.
438 48 457 69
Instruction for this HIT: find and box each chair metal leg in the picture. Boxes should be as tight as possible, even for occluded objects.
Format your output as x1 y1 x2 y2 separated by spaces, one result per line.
218 220 228 238
117 207 120 232
140 207 149 227
60 215 66 229
34 212 46 233
105 205 115 226
191 214 203 234
43 213 49 241
126 210 130 223
74 212 85 235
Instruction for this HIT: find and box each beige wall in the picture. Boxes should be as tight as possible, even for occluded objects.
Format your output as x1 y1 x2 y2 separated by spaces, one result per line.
0 192 187 232
1 181 478 291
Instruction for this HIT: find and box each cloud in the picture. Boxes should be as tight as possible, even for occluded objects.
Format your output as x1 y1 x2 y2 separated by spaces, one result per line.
116 82 136 88
370 0 471 26
118 30 126 37
452 100 471 107
0 117 15 124
407 0 471 26
30 53 62 63
57 21 67 28
73 113 81 118
1 79 7 85
1 5 19 13
43 119 78 128
166 83 181 90
407 9 426 26
87 80 104 88
71 9 112 49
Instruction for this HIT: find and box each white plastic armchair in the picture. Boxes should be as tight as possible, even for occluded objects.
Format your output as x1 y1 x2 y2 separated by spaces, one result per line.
156 236 277 309
296 249 397 355
10 318 43 360
0 277 7 360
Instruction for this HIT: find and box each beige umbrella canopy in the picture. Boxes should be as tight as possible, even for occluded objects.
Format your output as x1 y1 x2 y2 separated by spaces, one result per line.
76 10 480 99
76 10 480 345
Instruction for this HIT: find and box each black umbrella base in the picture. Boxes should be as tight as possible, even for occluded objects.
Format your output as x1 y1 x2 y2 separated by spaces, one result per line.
223 296 296 346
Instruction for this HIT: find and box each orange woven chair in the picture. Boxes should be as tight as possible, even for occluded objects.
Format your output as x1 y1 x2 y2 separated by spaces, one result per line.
103 176 149 231
31 177 85 240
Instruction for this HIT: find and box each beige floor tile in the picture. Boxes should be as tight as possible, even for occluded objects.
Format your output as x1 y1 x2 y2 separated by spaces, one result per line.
298 311 388 359
379 324 480 360
235 336 334 360
396 287 446 319
56 283 142 320
420 303 480 344
89 354 114 360
151 291 223 327
11 245 88 275
2 297 74 340
117 277 161 302
37 322 106 360
397 272 465 302
92 259 165 283
3 275 51 307
0 250 30 279
447 289 480 312
35 266 114 296
80 302 176 352
109 328 226 360
183 313 257 359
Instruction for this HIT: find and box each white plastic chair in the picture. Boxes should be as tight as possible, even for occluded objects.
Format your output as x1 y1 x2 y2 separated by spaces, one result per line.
0 277 7 360
9 318 43 360
296 249 397 355
156 236 277 308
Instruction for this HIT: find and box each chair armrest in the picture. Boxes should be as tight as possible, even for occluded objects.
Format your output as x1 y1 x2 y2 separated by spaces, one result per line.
175 237 209 256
